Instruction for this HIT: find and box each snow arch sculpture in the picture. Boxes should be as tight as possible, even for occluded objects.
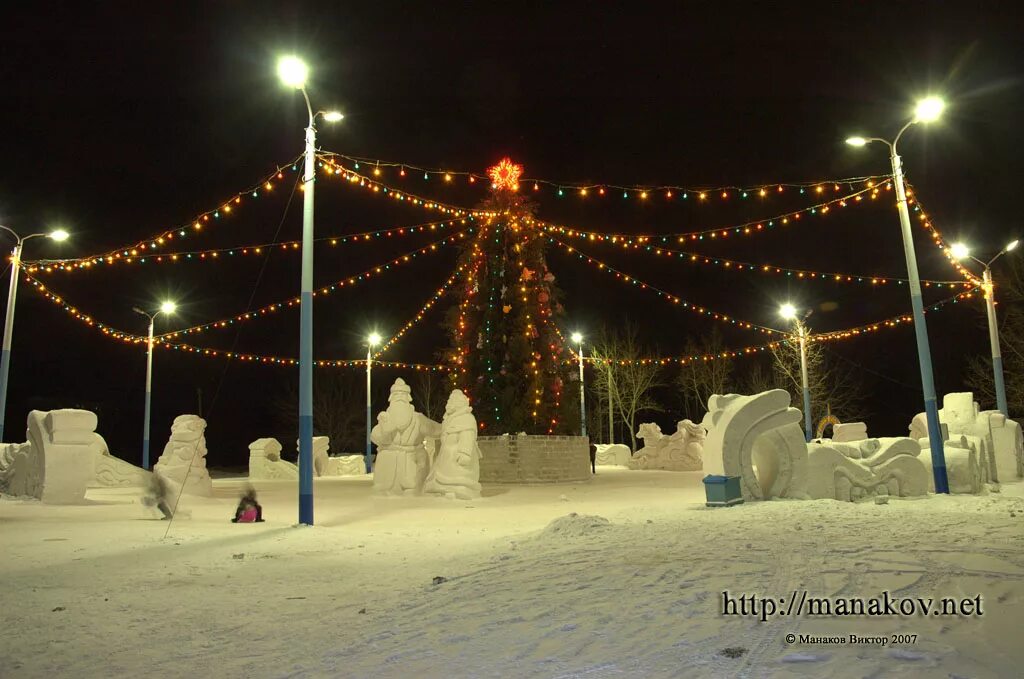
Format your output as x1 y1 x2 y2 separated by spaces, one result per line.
700 390 809 500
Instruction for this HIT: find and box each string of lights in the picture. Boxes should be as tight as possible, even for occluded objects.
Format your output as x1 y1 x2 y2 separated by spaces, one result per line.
316 155 492 219
372 262 468 359
36 154 306 268
317 150 890 203
546 233 782 335
150 229 472 341
564 236 971 288
529 181 889 243
904 180 983 285
23 217 474 273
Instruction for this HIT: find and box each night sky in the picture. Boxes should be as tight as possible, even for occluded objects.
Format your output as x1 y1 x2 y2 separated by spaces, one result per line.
1 2 1022 466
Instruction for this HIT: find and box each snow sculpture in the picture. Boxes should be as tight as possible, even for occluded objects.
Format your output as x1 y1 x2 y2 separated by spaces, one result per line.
980 410 1023 481
628 420 705 471
0 409 98 503
371 378 441 496
909 393 997 483
595 443 632 466
324 455 367 476
91 432 151 487
939 435 983 494
153 414 212 496
701 390 809 500
249 438 298 480
423 389 481 500
832 422 868 442
293 436 330 477
805 437 931 501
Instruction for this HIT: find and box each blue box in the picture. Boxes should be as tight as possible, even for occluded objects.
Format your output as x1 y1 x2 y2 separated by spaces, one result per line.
703 475 744 507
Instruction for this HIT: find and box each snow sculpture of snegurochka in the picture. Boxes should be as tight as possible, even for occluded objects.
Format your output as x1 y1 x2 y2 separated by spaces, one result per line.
629 420 705 471
154 414 212 496
0 409 100 503
701 389 933 502
423 389 482 500
371 378 441 496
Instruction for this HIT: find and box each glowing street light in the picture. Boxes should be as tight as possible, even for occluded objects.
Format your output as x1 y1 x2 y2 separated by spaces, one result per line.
0 226 70 441
950 239 1020 416
132 301 178 470
571 332 587 439
846 95 951 492
779 303 813 441
278 55 343 525
366 332 382 473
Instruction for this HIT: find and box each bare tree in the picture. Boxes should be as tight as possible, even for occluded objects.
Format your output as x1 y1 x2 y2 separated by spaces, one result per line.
412 370 449 422
590 324 666 451
768 323 865 425
677 327 733 420
275 373 365 454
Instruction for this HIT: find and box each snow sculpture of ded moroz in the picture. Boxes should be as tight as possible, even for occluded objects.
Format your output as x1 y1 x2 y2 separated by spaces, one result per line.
628 420 705 471
0 409 100 503
153 414 212 496
371 378 441 496
701 389 931 502
423 389 482 500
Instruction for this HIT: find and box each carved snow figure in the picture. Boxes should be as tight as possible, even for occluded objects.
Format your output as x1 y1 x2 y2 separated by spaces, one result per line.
831 422 868 442
423 389 482 500
980 410 1024 480
805 437 931 501
594 443 632 466
909 392 998 483
90 432 151 488
701 390 809 500
371 378 441 496
0 409 100 503
153 414 212 496
248 438 298 480
293 436 330 477
628 420 705 471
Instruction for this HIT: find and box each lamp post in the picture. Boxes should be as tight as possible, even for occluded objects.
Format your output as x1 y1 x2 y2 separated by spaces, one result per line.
278 55 343 525
368 333 385 475
780 303 813 442
0 226 69 441
571 332 587 438
132 301 177 469
950 240 1019 417
846 95 950 493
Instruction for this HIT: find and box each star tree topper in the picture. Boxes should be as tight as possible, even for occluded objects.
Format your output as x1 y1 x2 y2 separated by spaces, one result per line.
488 158 523 192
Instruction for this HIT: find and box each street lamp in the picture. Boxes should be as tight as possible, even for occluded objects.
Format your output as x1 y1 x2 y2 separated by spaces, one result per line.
278 55 343 525
950 239 1020 416
0 226 70 441
846 95 950 493
365 332 382 473
132 301 177 469
779 303 813 442
571 332 587 438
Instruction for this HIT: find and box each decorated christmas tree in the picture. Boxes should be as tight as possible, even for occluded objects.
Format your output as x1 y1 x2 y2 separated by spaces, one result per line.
445 159 576 434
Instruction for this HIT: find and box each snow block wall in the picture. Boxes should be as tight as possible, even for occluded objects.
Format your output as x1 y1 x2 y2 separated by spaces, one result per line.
324 455 367 476
478 434 591 483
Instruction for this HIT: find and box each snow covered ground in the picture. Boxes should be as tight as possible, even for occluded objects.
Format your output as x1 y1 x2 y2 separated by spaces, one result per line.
2 469 1023 678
